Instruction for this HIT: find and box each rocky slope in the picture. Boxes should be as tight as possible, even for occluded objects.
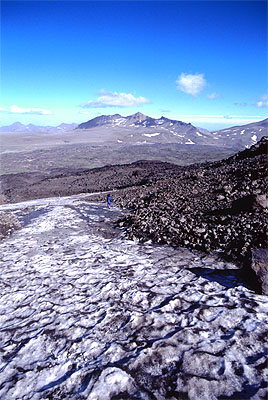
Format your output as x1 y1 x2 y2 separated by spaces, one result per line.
1 160 183 203
111 137 267 269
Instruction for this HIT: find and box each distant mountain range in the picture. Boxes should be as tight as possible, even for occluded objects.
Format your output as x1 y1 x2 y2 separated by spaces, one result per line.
0 122 78 133
76 112 268 148
1 113 267 149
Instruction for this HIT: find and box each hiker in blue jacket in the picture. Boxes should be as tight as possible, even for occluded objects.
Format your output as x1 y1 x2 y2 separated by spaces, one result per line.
107 194 113 208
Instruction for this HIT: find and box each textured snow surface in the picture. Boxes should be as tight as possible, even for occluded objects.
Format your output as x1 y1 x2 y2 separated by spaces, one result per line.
0 196 268 400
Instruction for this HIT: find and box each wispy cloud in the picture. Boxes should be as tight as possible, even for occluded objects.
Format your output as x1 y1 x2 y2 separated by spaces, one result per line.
80 90 151 108
207 92 219 100
255 94 268 108
176 73 206 97
9 105 52 115
234 102 248 107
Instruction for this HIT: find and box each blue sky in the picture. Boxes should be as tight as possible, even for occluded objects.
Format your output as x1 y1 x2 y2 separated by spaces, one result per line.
1 0 267 129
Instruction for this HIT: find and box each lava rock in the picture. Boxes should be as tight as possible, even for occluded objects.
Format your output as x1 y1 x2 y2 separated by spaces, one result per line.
251 248 268 295
113 137 268 265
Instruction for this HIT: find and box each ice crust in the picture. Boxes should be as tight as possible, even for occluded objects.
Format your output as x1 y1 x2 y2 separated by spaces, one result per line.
0 196 267 400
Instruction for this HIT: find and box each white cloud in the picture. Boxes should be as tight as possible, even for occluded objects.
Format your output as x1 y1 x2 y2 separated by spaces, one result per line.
207 92 219 99
80 90 151 108
10 105 52 115
256 100 268 108
176 73 206 97
255 95 268 108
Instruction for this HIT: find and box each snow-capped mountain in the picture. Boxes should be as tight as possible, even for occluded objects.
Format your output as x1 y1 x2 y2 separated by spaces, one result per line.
0 122 78 133
76 112 268 148
76 112 213 145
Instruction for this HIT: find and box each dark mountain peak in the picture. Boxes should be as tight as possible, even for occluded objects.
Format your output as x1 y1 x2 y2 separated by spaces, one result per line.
77 114 116 129
157 116 189 126
127 112 147 121
159 116 169 120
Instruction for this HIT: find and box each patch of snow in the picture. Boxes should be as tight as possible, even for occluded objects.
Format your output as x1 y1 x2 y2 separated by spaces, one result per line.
251 134 257 142
185 139 195 144
117 140 123 143
172 132 184 137
169 123 173 126
143 133 160 137
0 197 267 400
240 130 245 135
195 131 203 137
114 118 126 126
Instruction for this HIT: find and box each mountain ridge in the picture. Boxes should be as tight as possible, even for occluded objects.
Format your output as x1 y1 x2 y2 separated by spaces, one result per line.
0 114 267 149
0 122 78 133
75 113 268 148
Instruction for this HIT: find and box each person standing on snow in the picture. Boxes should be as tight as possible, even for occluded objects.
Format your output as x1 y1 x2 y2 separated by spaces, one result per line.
107 194 113 208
